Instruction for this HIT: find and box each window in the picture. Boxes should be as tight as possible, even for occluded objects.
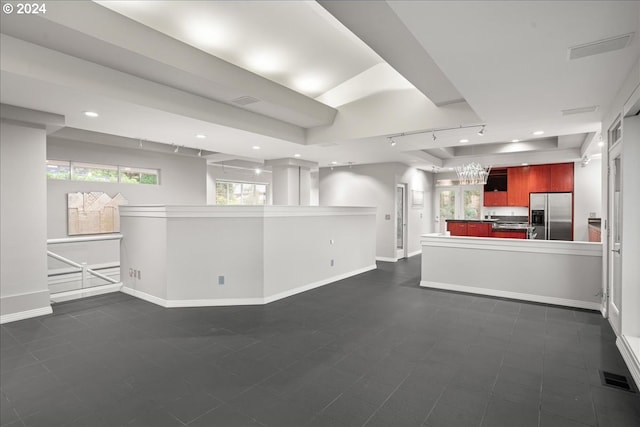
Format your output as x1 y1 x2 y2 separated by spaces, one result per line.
120 166 159 185
46 160 71 180
46 160 160 185
216 181 267 205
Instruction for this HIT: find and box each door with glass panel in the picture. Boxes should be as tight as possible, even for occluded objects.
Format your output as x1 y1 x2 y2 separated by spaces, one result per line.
607 138 622 334
436 186 482 234
396 184 407 259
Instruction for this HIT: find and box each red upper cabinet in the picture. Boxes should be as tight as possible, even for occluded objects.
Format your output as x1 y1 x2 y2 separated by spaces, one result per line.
507 167 529 206
549 163 574 192
484 191 507 206
529 165 550 193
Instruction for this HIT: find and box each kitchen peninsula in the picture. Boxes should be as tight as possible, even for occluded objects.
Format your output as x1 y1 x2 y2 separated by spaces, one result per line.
446 218 532 239
420 233 602 309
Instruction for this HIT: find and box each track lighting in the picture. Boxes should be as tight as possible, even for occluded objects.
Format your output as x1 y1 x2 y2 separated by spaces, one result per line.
432 132 437 141
389 137 396 147
138 139 143 149
173 145 179 153
477 126 485 136
197 149 202 157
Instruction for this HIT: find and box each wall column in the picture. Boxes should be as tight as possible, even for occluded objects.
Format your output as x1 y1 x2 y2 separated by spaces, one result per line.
1 104 64 323
265 158 317 206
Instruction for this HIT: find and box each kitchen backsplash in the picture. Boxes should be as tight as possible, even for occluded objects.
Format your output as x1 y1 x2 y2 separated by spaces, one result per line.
482 206 528 217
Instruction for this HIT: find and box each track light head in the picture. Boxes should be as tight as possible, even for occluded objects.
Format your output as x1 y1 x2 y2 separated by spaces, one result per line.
390 137 396 147
477 126 485 136
432 132 437 141
197 149 202 157
173 145 179 153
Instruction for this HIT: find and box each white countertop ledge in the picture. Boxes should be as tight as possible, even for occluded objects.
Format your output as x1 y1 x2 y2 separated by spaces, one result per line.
421 233 602 257
120 205 377 218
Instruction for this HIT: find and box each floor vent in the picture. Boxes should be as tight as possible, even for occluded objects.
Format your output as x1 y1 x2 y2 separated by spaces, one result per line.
600 370 637 393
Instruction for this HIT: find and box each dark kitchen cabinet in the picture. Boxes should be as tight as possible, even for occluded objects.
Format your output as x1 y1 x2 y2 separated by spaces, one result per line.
446 222 468 236
507 167 529 206
484 191 507 206
549 163 574 192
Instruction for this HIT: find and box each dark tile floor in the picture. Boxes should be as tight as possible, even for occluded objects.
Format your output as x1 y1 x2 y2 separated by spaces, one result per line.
1 256 639 427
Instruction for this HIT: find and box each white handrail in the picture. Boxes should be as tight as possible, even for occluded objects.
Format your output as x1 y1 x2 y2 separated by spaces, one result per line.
47 234 123 244
47 250 119 285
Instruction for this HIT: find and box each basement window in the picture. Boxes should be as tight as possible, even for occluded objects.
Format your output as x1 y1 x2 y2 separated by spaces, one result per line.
46 160 160 185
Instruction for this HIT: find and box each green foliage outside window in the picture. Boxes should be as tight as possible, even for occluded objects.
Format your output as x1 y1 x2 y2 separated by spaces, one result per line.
46 160 159 185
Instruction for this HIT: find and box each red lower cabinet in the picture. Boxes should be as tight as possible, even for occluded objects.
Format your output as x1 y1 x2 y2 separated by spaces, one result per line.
447 222 468 236
467 223 491 237
490 230 526 239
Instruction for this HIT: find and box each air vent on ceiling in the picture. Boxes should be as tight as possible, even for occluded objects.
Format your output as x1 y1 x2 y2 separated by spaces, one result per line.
561 106 599 116
231 96 260 106
569 33 634 60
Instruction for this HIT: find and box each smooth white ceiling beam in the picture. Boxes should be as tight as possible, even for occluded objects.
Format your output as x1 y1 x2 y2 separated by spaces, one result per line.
318 0 466 107
0 1 337 129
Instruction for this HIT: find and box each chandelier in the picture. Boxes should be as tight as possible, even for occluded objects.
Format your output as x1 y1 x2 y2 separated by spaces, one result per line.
455 162 491 185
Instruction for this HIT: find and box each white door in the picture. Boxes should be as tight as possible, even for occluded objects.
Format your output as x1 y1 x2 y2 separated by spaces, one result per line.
435 186 483 234
607 141 622 334
396 184 407 259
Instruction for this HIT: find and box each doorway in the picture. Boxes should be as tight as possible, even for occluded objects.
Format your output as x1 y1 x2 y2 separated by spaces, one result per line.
396 184 407 259
435 185 483 234
607 124 622 334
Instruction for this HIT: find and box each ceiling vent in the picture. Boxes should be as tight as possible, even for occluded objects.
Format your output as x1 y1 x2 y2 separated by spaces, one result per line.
569 33 634 60
561 106 599 116
231 96 260 106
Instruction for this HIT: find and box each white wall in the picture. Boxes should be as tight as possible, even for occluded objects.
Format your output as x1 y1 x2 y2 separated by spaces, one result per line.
421 236 602 309
47 137 206 282
206 164 272 205
119 206 376 306
1 121 50 320
319 162 433 260
574 159 602 242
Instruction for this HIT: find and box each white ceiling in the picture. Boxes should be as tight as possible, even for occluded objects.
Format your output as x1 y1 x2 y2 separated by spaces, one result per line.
1 1 638 171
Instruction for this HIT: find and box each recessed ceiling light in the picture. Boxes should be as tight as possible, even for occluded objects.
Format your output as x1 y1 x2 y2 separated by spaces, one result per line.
186 22 227 48
246 52 283 73
83 111 99 117
255 168 262 175
294 76 322 93
294 153 301 158
512 139 520 143
521 163 529 166
598 141 604 147
448 168 454 171
330 161 338 165
533 130 545 136
195 134 206 139
459 139 469 143
252 145 261 150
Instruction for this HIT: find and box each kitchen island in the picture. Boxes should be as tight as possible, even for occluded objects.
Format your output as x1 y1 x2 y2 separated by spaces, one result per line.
421 233 602 309
446 219 532 239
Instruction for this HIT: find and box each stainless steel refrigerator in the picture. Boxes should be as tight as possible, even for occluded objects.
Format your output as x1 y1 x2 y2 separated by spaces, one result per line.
530 193 573 241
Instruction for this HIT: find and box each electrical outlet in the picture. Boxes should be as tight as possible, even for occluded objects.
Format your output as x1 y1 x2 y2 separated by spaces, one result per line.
137 270 141 280
385 214 391 220
330 259 334 267
218 275 225 285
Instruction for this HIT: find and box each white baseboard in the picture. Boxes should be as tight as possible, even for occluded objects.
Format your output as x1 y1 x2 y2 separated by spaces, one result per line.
50 283 122 303
408 250 422 258
122 264 377 308
263 264 377 304
0 306 53 324
121 286 169 307
617 335 640 390
420 280 601 310
376 256 397 262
